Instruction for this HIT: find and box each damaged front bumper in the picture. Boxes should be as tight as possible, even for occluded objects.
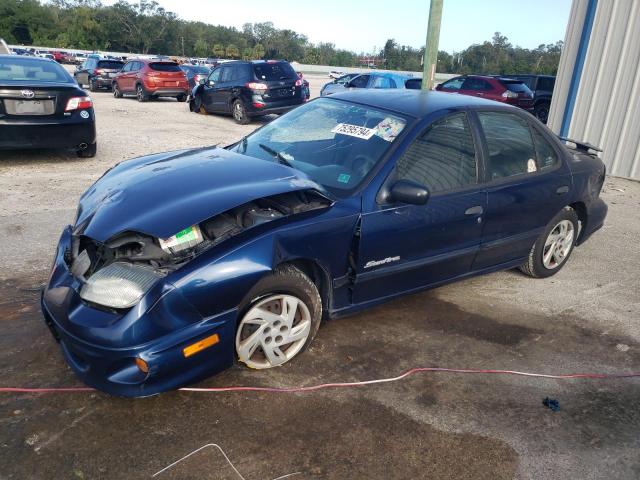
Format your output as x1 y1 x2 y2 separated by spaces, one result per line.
41 226 237 397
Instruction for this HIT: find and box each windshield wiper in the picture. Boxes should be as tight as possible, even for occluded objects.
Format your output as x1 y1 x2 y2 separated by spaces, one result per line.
258 143 293 167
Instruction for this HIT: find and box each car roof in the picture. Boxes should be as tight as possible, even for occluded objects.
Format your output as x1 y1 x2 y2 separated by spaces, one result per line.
0 54 55 63
328 89 518 118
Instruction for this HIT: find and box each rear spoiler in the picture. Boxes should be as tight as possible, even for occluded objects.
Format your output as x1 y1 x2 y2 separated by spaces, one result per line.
558 136 602 154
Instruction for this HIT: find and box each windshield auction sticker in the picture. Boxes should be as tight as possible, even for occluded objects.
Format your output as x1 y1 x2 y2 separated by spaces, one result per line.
332 123 376 140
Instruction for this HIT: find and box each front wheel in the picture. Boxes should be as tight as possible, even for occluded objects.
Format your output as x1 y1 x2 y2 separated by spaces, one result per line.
89 79 97 92
176 94 187 102
235 265 321 369
519 207 579 278
113 84 122 98
232 99 250 124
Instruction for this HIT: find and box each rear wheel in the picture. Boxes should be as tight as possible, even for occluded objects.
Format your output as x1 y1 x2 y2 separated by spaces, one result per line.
89 79 97 92
176 94 187 102
136 84 149 102
232 99 250 124
235 265 321 369
519 207 579 278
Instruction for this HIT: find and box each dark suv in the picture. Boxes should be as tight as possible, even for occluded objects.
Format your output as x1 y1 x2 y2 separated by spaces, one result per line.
500 75 556 123
189 60 305 124
74 58 124 92
112 59 189 102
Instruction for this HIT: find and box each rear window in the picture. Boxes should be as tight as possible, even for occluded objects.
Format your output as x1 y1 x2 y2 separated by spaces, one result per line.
97 60 124 70
0 57 71 83
252 62 296 81
499 80 532 93
149 62 181 72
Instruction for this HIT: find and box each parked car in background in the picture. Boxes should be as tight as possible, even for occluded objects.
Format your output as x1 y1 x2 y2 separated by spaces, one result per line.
74 58 124 92
179 64 212 90
320 72 360 96
73 52 87 65
0 55 97 157
436 75 534 112
321 72 415 96
112 58 189 102
51 51 71 63
501 74 556 123
329 70 344 79
41 89 607 396
189 60 305 124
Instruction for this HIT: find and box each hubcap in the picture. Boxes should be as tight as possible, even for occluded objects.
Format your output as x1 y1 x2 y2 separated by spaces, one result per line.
234 102 242 120
236 294 312 369
137 87 143 99
542 220 575 269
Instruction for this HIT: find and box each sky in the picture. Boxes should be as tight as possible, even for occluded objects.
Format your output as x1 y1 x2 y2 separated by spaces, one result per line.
104 0 573 53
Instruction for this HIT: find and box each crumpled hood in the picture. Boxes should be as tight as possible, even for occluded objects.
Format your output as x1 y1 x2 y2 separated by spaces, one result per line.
76 146 323 242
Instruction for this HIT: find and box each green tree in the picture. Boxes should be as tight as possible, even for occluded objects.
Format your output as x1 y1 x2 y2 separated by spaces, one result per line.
242 47 253 60
253 43 265 59
225 44 239 59
212 43 225 57
193 38 208 57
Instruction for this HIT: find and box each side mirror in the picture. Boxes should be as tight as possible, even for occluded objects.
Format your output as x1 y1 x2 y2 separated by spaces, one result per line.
435 84 443 91
389 180 429 205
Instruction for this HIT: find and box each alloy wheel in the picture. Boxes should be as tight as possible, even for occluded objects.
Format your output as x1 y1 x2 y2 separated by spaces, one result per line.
236 294 312 369
542 219 575 269
233 101 243 121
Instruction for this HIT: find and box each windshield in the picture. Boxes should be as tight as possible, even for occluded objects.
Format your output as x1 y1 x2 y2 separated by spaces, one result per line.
500 80 532 94
0 57 72 83
232 98 408 195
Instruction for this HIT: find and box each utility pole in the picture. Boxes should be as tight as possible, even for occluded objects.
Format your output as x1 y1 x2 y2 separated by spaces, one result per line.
422 0 443 90
181 36 185 57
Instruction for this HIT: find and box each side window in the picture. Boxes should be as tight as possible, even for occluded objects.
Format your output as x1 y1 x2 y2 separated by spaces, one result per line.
121 62 131 72
531 128 559 170
371 76 391 89
209 67 222 83
441 77 464 90
350 75 370 88
395 113 477 193
219 67 232 82
478 112 538 179
130 62 139 72
537 77 555 92
462 77 492 91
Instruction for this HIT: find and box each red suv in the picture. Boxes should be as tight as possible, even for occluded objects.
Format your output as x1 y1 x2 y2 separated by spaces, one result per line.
112 59 189 102
436 75 534 111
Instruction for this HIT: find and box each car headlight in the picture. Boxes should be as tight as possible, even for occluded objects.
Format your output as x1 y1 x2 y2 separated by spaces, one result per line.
80 262 162 309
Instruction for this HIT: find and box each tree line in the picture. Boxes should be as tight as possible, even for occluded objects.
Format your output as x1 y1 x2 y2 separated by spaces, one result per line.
0 0 562 74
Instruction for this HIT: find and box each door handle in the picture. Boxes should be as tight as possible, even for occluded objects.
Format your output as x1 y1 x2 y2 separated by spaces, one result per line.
556 186 569 194
465 205 484 215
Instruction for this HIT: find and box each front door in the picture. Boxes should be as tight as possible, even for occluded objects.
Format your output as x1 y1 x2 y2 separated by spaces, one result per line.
202 67 225 112
354 112 487 304
471 110 573 269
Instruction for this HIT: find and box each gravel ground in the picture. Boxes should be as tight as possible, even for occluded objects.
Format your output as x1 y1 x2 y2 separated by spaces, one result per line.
0 74 639 479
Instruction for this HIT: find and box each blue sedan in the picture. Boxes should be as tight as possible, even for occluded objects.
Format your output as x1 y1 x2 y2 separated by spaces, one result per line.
321 71 418 96
41 90 607 396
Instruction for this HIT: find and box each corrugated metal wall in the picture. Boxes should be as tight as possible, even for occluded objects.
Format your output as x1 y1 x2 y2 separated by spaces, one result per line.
548 0 640 180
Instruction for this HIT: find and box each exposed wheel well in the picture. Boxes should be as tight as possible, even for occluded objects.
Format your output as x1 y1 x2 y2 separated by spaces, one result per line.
568 201 588 243
280 259 331 320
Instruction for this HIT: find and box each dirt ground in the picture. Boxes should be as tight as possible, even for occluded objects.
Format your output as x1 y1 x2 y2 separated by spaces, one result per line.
0 74 639 479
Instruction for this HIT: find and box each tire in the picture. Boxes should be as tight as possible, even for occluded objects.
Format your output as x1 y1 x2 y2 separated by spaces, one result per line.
113 83 122 98
89 79 97 92
77 142 97 158
519 207 579 278
176 94 187 102
232 99 250 125
534 102 550 124
235 264 322 369
136 84 149 102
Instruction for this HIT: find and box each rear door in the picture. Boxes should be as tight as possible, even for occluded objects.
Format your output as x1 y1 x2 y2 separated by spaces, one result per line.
354 112 487 303
459 77 495 99
471 109 572 269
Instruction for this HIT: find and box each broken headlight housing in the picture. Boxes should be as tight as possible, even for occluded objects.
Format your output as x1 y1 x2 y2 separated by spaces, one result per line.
79 262 163 309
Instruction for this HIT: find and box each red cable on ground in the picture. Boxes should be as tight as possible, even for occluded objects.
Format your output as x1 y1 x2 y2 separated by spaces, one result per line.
1 367 639 394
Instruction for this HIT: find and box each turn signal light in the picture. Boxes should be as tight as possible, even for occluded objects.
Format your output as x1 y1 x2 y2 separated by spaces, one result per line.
135 357 149 374
183 334 220 358
65 96 93 111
